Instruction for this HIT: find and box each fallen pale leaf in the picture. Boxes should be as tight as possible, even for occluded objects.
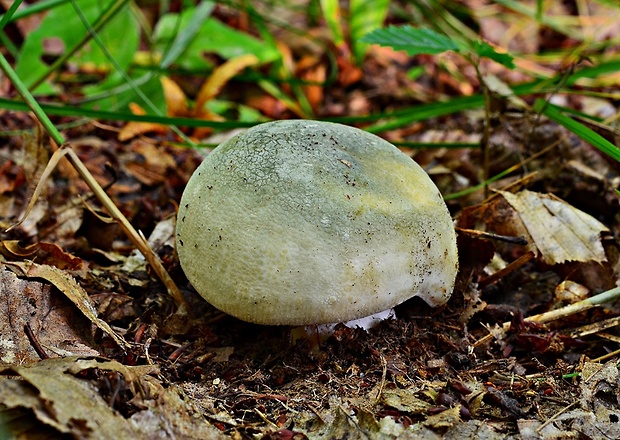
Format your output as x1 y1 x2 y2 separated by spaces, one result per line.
381 387 431 414
499 190 609 264
7 261 129 350
0 358 155 439
0 267 98 364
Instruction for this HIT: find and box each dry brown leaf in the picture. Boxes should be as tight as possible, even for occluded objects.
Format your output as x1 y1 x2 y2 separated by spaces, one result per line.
0 358 152 439
296 55 327 112
334 43 362 87
124 140 177 186
0 267 98 364
381 387 431 414
118 77 189 141
0 161 25 194
161 76 189 117
195 54 260 118
66 357 158 385
129 386 223 439
499 190 609 265
423 405 462 429
118 102 168 142
2 240 86 271
6 261 129 350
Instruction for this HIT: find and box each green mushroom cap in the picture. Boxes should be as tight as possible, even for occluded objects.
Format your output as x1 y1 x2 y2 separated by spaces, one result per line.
176 120 458 325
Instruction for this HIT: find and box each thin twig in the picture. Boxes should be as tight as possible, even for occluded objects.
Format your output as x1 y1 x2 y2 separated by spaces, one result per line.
24 323 49 360
475 286 620 347
536 401 578 433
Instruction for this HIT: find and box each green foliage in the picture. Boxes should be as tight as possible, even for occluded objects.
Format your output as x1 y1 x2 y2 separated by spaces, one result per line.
320 0 390 64
320 0 344 45
158 1 216 70
349 0 391 62
83 74 165 114
472 41 515 69
361 25 458 56
154 9 280 71
80 2 217 113
362 24 515 69
15 0 139 95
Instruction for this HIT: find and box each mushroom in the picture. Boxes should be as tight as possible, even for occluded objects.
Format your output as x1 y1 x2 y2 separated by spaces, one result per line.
176 120 458 325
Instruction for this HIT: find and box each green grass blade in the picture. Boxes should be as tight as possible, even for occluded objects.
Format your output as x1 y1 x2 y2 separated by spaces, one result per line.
535 0 543 22
0 97 259 129
534 99 620 162
159 1 215 69
392 141 479 149
0 0 69 24
364 95 485 133
0 33 18 58
0 0 23 30
0 0 23 58
0 55 65 146
28 0 129 91
320 0 344 45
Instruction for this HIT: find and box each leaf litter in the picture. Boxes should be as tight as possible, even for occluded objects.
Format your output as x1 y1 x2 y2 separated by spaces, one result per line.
2 4 620 439
2 113 620 439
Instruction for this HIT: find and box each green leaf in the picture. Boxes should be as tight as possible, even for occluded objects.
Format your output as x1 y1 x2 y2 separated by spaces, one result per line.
472 41 515 69
159 1 215 69
82 73 165 112
361 25 459 56
320 0 344 46
15 0 138 94
349 0 390 62
154 10 279 71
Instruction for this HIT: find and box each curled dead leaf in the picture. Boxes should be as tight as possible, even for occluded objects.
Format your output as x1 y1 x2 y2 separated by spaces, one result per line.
499 190 609 265
6 261 129 350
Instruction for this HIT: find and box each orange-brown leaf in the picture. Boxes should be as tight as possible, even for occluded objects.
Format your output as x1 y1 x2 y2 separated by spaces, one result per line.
195 54 259 118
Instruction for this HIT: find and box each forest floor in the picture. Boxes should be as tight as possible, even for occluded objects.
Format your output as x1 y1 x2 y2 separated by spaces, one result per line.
1 1 620 439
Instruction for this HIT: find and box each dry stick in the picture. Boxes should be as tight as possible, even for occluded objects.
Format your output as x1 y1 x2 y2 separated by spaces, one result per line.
64 146 190 315
478 251 536 289
455 228 529 245
566 316 620 338
474 286 620 347
592 347 620 363
536 401 578 434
